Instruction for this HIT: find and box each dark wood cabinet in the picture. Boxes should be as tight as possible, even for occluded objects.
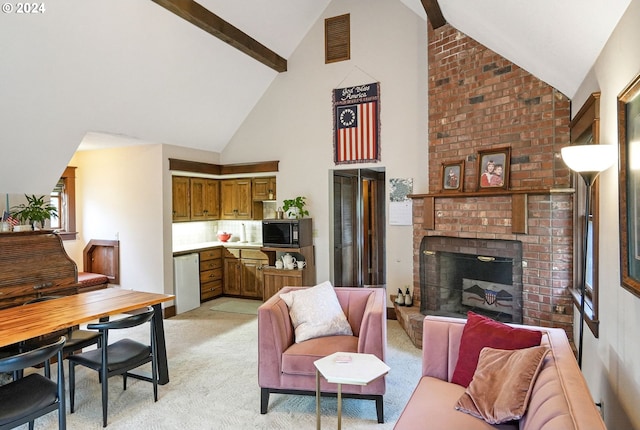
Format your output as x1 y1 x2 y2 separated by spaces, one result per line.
172 176 191 222
260 245 316 301
199 247 223 301
0 231 105 309
252 177 276 201
223 248 268 298
221 179 252 219
191 178 220 221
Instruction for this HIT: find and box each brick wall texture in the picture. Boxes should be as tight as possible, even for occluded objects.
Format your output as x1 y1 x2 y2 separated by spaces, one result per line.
410 23 575 340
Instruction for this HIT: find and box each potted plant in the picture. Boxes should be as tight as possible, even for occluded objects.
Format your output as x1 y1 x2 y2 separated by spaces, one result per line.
282 196 310 219
11 194 58 230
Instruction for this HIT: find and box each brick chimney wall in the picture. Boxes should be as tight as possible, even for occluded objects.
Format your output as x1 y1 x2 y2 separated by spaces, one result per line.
404 23 575 345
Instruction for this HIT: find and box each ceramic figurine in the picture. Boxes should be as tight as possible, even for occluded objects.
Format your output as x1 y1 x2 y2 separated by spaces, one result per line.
404 287 413 307
395 288 405 306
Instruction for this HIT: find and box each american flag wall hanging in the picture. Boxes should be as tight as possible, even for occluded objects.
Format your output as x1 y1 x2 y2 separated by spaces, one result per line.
333 82 380 164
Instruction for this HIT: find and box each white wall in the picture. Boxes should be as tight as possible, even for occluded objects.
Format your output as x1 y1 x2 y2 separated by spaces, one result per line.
63 139 220 310
572 1 640 428
221 0 429 303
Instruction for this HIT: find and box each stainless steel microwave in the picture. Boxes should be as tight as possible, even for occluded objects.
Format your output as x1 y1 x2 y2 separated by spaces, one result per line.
262 218 312 248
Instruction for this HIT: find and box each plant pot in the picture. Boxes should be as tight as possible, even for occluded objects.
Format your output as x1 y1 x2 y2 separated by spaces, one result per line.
13 225 32 232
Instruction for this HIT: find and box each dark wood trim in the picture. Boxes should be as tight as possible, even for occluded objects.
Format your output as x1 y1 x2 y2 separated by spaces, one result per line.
61 166 77 237
570 92 602 337
420 0 446 29
169 158 279 175
423 196 435 230
618 73 640 298
151 0 287 72
169 159 222 175
511 193 528 234
163 304 176 319
220 161 279 175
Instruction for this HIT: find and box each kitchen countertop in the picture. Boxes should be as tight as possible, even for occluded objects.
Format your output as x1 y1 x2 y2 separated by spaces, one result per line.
173 241 264 255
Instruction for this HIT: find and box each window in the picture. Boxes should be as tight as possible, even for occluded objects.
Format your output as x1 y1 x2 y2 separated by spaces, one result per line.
569 93 600 337
51 166 77 240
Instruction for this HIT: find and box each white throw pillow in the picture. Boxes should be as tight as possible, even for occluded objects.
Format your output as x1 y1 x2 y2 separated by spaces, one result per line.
280 281 354 343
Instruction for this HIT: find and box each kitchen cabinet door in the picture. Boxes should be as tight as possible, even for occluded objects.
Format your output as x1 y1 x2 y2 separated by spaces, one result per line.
221 179 252 219
240 257 268 298
172 176 190 222
191 178 220 221
223 258 241 295
252 177 276 201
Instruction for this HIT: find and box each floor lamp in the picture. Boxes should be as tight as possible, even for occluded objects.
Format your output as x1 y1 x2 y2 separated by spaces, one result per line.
561 144 616 368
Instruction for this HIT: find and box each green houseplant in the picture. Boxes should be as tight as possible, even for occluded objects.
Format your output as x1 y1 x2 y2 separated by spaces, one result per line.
11 194 58 230
282 196 309 219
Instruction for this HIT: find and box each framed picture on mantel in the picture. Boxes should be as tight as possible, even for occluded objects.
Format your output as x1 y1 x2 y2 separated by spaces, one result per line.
441 160 464 192
477 147 511 190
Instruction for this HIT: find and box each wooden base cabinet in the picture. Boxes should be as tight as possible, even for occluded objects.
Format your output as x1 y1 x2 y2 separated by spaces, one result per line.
223 248 268 299
199 248 223 301
262 268 303 301
260 245 316 301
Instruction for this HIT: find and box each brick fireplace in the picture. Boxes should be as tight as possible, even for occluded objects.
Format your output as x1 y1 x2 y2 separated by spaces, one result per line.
395 23 575 348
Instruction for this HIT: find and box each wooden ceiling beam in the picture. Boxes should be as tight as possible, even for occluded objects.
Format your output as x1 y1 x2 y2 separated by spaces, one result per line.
151 0 287 72
420 0 446 29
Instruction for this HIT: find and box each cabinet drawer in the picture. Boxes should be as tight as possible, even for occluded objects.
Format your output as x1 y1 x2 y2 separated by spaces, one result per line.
200 258 222 271
200 248 222 261
200 268 223 283
241 249 268 260
201 280 222 300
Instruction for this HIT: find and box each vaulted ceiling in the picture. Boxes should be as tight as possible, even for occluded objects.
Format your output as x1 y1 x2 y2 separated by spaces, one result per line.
0 0 631 193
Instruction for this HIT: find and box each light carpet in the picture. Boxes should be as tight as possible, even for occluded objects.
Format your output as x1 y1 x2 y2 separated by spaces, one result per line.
209 297 261 315
22 300 422 429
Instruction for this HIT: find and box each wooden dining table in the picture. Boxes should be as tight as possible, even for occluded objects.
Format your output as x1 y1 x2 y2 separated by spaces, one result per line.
0 288 175 384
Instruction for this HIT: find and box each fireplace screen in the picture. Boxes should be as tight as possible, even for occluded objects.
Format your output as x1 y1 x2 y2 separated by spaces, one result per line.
420 237 523 323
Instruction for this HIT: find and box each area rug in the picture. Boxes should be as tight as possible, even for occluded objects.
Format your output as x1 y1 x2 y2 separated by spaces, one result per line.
30 303 422 429
209 297 261 315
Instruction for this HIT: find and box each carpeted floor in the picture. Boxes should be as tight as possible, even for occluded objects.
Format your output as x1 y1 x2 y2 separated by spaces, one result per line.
22 300 422 429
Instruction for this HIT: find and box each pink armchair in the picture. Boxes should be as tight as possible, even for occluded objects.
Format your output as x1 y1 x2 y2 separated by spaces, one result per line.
258 286 387 422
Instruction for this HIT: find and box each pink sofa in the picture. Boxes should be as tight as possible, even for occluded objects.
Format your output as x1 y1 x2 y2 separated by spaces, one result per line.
258 286 387 422
394 316 606 430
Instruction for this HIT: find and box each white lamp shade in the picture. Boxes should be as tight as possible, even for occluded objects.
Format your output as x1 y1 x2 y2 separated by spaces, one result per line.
561 144 617 173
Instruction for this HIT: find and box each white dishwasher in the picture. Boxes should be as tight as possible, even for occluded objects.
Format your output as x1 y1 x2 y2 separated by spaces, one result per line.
173 253 200 314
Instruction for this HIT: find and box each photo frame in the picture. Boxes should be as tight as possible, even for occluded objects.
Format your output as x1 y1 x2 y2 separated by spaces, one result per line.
441 160 464 192
618 73 640 298
476 147 511 190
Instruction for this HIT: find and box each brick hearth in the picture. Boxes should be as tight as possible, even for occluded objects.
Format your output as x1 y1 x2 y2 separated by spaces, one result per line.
400 22 575 348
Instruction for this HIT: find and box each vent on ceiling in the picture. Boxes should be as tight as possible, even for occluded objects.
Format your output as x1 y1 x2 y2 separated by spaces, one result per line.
325 14 350 64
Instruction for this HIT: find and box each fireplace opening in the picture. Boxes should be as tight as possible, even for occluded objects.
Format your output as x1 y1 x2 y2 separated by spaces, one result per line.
420 236 523 323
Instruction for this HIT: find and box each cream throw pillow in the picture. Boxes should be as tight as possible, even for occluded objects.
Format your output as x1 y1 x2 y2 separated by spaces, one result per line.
455 345 549 424
280 281 353 343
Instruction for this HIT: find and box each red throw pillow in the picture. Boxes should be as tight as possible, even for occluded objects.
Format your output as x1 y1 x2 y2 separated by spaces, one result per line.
451 311 542 387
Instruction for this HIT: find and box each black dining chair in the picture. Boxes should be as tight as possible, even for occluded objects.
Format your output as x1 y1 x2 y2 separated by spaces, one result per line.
20 296 103 378
68 307 158 427
0 336 66 430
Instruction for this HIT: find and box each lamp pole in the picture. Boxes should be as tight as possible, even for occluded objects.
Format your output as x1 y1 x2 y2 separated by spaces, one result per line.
576 172 597 369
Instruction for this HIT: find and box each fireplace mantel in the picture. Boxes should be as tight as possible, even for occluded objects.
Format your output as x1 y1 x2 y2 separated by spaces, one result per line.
409 188 574 234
